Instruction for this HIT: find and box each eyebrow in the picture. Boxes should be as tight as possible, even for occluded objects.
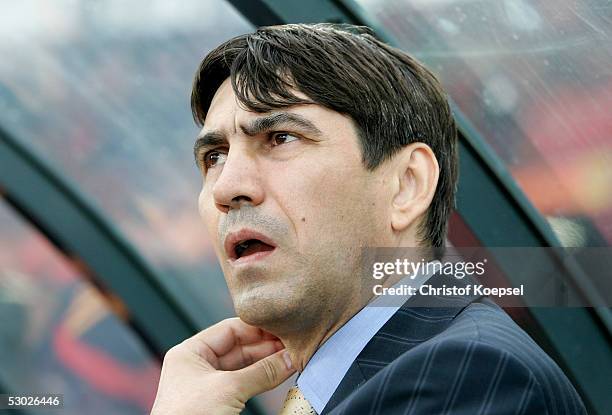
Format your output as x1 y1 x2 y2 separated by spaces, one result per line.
240 112 322 137
193 112 322 166
194 130 226 166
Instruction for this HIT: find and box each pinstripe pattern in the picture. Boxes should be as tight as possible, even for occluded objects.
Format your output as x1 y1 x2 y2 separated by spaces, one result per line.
441 340 475 414
321 273 587 415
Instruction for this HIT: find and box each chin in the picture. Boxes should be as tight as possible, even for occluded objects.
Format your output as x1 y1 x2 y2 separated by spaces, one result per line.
232 287 298 329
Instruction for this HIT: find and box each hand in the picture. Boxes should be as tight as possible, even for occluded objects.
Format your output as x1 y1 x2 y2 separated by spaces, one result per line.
150 317 295 415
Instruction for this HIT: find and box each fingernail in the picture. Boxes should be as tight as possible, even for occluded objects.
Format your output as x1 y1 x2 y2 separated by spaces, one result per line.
282 351 293 370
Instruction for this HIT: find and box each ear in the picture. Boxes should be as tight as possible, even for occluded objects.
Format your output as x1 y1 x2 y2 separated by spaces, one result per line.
391 143 439 233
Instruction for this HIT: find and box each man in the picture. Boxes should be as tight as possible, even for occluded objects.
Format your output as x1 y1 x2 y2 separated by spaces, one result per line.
151 24 586 414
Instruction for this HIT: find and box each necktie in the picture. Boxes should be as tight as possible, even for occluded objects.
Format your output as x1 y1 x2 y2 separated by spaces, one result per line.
278 385 317 415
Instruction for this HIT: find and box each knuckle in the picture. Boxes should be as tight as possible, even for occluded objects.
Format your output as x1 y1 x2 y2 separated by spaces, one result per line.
163 343 185 361
219 317 239 327
260 358 279 385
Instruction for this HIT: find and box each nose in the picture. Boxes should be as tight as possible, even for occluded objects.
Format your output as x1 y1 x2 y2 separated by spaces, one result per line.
211 146 264 213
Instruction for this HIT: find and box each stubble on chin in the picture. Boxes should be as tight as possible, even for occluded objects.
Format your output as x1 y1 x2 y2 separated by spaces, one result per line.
231 277 323 335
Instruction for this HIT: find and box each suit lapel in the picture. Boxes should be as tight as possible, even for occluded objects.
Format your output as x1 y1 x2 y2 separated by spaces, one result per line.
319 359 366 414
321 272 484 414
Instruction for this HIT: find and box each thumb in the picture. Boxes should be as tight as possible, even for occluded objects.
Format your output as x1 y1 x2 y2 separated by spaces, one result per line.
233 349 295 398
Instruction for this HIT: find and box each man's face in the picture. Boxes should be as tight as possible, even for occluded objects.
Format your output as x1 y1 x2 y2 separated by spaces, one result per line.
196 78 389 332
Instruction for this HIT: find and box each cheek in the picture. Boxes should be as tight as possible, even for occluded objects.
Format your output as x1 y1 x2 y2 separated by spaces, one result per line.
198 188 219 242
197 188 206 217
273 161 372 241
197 187 210 222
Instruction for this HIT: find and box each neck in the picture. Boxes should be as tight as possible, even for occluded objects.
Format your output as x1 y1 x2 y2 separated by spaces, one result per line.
276 297 366 372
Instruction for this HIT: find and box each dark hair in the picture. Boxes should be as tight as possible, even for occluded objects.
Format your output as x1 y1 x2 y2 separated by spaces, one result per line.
191 23 457 248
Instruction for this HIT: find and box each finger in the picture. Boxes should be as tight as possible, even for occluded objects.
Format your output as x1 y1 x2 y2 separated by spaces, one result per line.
233 350 296 399
217 339 284 370
261 330 280 341
187 318 279 359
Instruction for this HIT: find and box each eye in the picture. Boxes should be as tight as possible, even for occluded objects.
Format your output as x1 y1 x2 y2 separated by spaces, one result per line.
202 150 227 170
270 132 300 147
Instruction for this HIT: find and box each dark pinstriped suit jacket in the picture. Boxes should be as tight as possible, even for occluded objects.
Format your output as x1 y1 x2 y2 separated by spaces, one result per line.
321 273 587 415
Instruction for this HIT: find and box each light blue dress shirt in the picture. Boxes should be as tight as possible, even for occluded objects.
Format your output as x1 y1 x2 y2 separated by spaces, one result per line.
296 261 439 414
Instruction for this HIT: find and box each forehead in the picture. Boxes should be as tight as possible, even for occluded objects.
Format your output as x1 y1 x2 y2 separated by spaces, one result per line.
202 79 238 129
200 78 349 136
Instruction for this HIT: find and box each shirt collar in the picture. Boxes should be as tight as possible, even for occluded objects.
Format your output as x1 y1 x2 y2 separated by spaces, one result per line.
296 261 439 413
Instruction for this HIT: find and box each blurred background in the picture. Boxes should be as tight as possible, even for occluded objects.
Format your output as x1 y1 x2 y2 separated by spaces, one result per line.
0 0 610 414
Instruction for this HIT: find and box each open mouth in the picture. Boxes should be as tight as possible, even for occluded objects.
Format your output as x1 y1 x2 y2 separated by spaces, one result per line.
224 229 277 264
234 239 275 259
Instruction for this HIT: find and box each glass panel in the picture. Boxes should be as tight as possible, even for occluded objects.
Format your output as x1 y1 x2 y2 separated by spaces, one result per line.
0 3 286 412
0 199 160 414
0 0 254 325
354 0 612 246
